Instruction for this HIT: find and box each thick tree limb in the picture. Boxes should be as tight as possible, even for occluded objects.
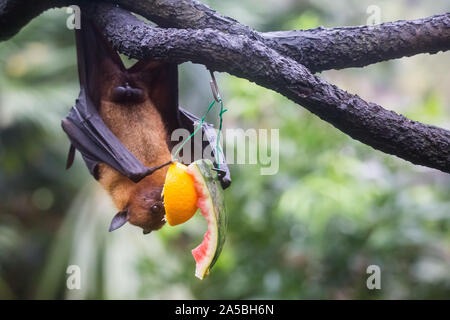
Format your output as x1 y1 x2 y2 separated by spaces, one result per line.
105 1 450 72
1 0 449 72
102 0 259 38
88 4 450 173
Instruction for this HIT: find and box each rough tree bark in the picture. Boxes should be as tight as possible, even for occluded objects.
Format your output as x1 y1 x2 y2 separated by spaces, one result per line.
1 0 449 72
0 0 449 174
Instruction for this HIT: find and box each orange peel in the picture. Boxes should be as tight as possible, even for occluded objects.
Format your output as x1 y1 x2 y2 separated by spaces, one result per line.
162 162 198 226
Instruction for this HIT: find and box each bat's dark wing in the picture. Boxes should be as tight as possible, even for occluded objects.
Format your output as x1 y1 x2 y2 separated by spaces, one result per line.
62 96 231 187
61 16 170 183
178 108 231 189
62 89 169 183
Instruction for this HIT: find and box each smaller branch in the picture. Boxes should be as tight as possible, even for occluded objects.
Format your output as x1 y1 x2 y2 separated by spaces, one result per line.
263 13 450 73
0 0 259 41
105 0 259 39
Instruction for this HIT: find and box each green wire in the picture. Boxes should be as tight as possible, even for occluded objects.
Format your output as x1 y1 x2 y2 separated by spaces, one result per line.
173 95 227 170
216 99 227 169
173 100 216 160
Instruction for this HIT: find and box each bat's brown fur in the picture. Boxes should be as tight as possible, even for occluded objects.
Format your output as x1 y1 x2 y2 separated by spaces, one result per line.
94 58 174 233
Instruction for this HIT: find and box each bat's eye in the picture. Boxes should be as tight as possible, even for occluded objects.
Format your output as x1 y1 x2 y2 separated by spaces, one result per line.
150 203 162 214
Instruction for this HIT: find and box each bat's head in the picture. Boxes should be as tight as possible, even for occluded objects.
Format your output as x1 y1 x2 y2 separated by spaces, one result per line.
109 179 167 234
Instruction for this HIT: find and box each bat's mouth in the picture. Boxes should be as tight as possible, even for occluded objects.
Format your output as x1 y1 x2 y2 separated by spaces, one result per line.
143 217 166 235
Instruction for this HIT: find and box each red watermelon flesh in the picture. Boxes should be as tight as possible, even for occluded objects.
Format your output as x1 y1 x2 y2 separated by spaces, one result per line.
187 159 227 279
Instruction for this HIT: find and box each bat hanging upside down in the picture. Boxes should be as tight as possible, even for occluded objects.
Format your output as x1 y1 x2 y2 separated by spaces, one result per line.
61 16 230 234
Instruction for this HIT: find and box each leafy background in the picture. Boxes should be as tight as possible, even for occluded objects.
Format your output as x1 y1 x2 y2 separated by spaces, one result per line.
0 0 449 299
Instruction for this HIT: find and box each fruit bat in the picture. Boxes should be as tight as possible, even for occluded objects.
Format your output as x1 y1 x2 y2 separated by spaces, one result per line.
61 16 231 234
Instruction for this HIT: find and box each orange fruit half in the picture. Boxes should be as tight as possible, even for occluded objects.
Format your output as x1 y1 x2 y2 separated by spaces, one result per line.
163 162 199 226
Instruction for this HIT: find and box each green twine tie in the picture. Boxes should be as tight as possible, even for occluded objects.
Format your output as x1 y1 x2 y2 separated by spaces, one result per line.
216 99 227 169
173 99 227 169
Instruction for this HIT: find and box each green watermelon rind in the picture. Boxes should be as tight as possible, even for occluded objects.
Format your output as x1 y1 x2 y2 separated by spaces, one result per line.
187 159 227 279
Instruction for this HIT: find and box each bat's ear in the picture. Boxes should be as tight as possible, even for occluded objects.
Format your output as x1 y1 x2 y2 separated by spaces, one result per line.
109 209 129 232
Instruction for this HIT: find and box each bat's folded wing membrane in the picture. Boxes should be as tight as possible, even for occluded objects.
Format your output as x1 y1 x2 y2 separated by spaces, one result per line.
62 94 231 188
61 89 156 183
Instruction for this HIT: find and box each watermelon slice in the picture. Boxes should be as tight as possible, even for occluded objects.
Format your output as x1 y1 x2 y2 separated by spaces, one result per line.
186 159 227 279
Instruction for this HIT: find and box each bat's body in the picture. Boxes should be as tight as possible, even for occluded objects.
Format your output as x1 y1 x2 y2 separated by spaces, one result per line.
96 62 173 233
98 96 170 212
62 15 230 234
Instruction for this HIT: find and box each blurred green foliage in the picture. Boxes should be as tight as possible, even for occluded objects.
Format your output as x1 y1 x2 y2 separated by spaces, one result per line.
0 1 449 299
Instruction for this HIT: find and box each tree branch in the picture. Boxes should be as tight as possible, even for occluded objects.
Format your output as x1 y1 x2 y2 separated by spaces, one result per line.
263 13 450 73
0 0 70 40
107 1 450 72
1 0 449 72
1 0 449 173
89 4 450 173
